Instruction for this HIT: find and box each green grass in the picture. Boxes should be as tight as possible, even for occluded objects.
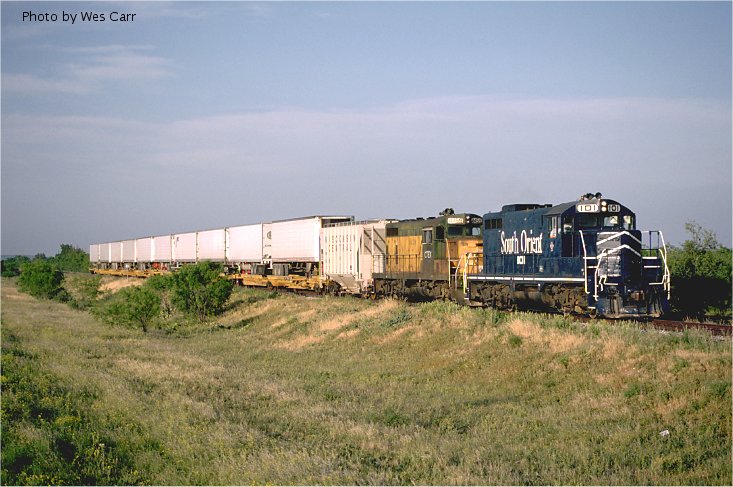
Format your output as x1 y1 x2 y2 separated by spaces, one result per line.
2 279 731 485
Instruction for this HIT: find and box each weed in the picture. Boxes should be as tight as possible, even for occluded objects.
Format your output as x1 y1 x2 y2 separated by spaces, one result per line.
380 308 411 328
708 380 730 400
508 333 523 348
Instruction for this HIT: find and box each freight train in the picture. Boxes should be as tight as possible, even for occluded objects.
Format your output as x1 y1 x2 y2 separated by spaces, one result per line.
89 193 670 318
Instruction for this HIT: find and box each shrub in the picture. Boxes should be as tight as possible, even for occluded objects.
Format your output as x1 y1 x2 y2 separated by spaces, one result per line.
108 286 161 333
1 255 30 277
169 262 233 321
17 260 65 300
667 222 732 319
50 244 89 272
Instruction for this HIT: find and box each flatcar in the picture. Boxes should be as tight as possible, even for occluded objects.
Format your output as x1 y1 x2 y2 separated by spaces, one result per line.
465 193 670 318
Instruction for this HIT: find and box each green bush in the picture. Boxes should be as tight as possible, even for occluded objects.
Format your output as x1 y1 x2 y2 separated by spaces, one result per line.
102 286 161 333
170 262 233 321
1 255 30 277
50 244 89 272
17 260 65 300
667 222 732 319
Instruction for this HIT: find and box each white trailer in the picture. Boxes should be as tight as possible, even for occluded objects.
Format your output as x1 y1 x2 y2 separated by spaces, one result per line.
227 224 263 263
121 240 136 263
110 242 122 262
135 237 153 263
198 228 227 262
89 244 99 263
321 220 392 293
152 235 172 262
262 223 272 262
271 216 352 263
99 243 111 263
172 232 197 262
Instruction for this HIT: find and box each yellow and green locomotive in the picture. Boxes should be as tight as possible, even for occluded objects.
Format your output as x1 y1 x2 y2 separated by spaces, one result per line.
372 209 483 300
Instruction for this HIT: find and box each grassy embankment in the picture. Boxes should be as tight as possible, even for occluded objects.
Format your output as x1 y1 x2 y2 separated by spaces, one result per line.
1 277 731 485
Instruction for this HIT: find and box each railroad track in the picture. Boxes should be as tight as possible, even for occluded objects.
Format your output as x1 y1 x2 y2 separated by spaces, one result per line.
649 319 732 336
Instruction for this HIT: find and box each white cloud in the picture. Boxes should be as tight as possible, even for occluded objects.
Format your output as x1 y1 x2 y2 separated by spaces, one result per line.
2 73 88 94
2 45 171 94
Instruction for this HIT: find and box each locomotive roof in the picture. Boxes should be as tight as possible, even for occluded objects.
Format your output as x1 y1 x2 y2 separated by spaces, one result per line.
543 201 578 216
387 212 481 225
487 198 614 218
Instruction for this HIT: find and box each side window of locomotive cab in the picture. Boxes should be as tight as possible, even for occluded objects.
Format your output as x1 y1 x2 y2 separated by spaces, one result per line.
436 226 445 240
623 215 635 230
485 218 502 230
563 216 573 234
422 228 433 244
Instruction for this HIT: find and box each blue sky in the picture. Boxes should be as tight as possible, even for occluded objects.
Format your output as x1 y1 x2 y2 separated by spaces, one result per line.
2 1 731 255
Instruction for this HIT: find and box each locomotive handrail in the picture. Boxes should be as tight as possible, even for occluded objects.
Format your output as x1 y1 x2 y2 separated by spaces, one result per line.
579 231 590 294
460 252 479 292
659 231 671 298
641 230 671 298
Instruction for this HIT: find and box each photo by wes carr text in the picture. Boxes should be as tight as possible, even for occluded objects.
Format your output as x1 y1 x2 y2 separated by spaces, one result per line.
23 11 136 23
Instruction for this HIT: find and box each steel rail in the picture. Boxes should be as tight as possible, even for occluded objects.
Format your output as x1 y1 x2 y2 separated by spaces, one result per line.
649 319 731 336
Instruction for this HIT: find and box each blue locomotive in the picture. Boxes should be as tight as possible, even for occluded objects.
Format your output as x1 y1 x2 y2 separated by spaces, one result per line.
465 193 670 318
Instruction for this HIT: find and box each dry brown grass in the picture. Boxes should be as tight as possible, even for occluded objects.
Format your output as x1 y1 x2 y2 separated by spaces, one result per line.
508 318 587 353
99 277 144 293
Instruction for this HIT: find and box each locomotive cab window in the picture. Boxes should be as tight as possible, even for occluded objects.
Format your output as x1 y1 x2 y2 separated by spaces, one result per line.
386 227 398 237
435 226 445 240
470 226 481 236
578 214 600 228
603 215 620 228
623 215 635 230
422 228 433 244
485 218 502 230
563 216 573 233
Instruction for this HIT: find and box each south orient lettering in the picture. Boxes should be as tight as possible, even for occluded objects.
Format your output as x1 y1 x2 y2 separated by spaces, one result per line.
500 230 543 255
23 11 58 21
